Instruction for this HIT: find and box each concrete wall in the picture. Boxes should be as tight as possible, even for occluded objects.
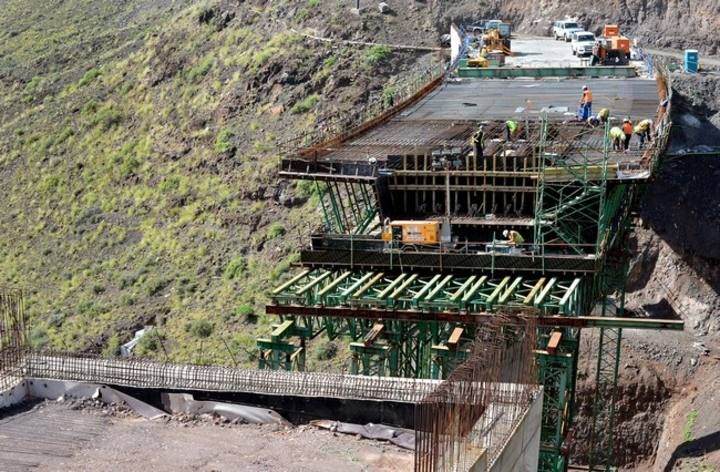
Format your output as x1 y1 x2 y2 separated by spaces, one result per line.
0 380 28 409
488 389 543 472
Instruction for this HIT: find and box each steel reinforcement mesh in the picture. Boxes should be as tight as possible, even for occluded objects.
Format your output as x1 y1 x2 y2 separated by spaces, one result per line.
0 289 27 390
23 352 440 403
415 316 538 472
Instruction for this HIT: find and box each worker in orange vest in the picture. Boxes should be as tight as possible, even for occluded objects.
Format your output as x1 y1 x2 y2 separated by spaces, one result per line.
622 118 633 152
579 85 593 120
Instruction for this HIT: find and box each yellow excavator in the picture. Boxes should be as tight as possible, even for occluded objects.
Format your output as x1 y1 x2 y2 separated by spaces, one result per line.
468 23 513 68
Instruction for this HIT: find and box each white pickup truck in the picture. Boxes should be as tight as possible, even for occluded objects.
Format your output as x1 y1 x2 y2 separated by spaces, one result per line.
571 31 597 56
553 20 583 42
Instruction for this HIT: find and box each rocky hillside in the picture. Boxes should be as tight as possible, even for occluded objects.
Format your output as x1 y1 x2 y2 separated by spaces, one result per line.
0 0 441 363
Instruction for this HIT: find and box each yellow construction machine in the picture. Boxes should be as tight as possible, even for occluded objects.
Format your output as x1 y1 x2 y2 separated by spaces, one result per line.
467 22 513 68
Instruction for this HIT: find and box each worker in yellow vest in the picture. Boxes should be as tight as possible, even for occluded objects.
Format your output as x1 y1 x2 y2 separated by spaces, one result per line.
503 229 525 246
609 126 624 152
471 125 486 162
598 108 610 123
634 119 653 149
505 120 518 142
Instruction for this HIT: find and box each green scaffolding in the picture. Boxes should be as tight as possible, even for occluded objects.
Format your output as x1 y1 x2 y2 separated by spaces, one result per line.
317 180 379 235
534 120 610 259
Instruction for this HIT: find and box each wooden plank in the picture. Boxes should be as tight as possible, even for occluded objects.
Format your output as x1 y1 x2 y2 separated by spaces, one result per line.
272 269 311 295
363 323 385 346
353 272 385 298
390 274 419 299
523 278 546 305
378 274 407 299
413 274 442 300
450 276 477 301
498 277 523 304
295 271 333 295
342 272 375 297
559 278 582 307
462 276 488 302
447 327 464 349
425 275 454 301
547 331 562 355
487 276 511 304
318 272 352 297
534 277 557 306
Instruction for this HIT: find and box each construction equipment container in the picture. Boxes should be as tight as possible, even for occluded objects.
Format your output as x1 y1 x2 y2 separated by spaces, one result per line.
382 221 440 244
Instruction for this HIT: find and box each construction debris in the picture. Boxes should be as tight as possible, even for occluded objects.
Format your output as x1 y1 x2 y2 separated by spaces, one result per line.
311 419 415 449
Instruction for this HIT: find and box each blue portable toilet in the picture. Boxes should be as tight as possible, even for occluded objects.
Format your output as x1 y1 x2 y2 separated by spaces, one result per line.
685 49 699 73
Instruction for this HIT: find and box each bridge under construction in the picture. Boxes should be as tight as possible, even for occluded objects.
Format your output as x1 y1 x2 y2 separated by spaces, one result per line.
257 34 681 472
0 33 684 472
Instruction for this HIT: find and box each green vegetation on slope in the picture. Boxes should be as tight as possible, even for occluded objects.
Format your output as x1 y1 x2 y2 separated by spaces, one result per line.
0 0 433 367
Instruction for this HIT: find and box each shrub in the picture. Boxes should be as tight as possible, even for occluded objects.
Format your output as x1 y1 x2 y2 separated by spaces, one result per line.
290 94 320 114
144 276 167 296
308 0 320 7
215 128 234 153
236 303 257 323
224 256 247 280
160 176 181 193
187 319 213 338
103 335 122 357
316 340 338 361
96 106 123 131
120 155 141 177
267 222 286 239
92 284 105 294
365 45 392 66
30 327 49 349
79 68 102 87
47 311 66 328
136 331 162 355
186 55 214 82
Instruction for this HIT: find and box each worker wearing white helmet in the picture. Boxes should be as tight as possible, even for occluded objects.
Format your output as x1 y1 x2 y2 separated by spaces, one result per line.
503 229 525 246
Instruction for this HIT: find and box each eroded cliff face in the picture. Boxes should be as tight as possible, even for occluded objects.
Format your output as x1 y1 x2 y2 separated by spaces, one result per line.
436 0 720 55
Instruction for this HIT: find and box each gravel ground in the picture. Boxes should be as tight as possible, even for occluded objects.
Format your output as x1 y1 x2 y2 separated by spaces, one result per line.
0 402 412 472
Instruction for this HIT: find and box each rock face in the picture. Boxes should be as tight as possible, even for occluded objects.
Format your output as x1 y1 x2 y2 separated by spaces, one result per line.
434 0 720 56
573 358 675 467
501 0 720 54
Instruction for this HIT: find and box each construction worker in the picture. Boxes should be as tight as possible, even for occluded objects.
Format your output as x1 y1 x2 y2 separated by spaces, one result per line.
622 118 633 151
471 125 486 162
505 120 518 142
610 126 624 152
587 115 600 127
579 85 593 121
634 119 653 149
591 43 600 66
502 229 524 246
598 108 610 123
